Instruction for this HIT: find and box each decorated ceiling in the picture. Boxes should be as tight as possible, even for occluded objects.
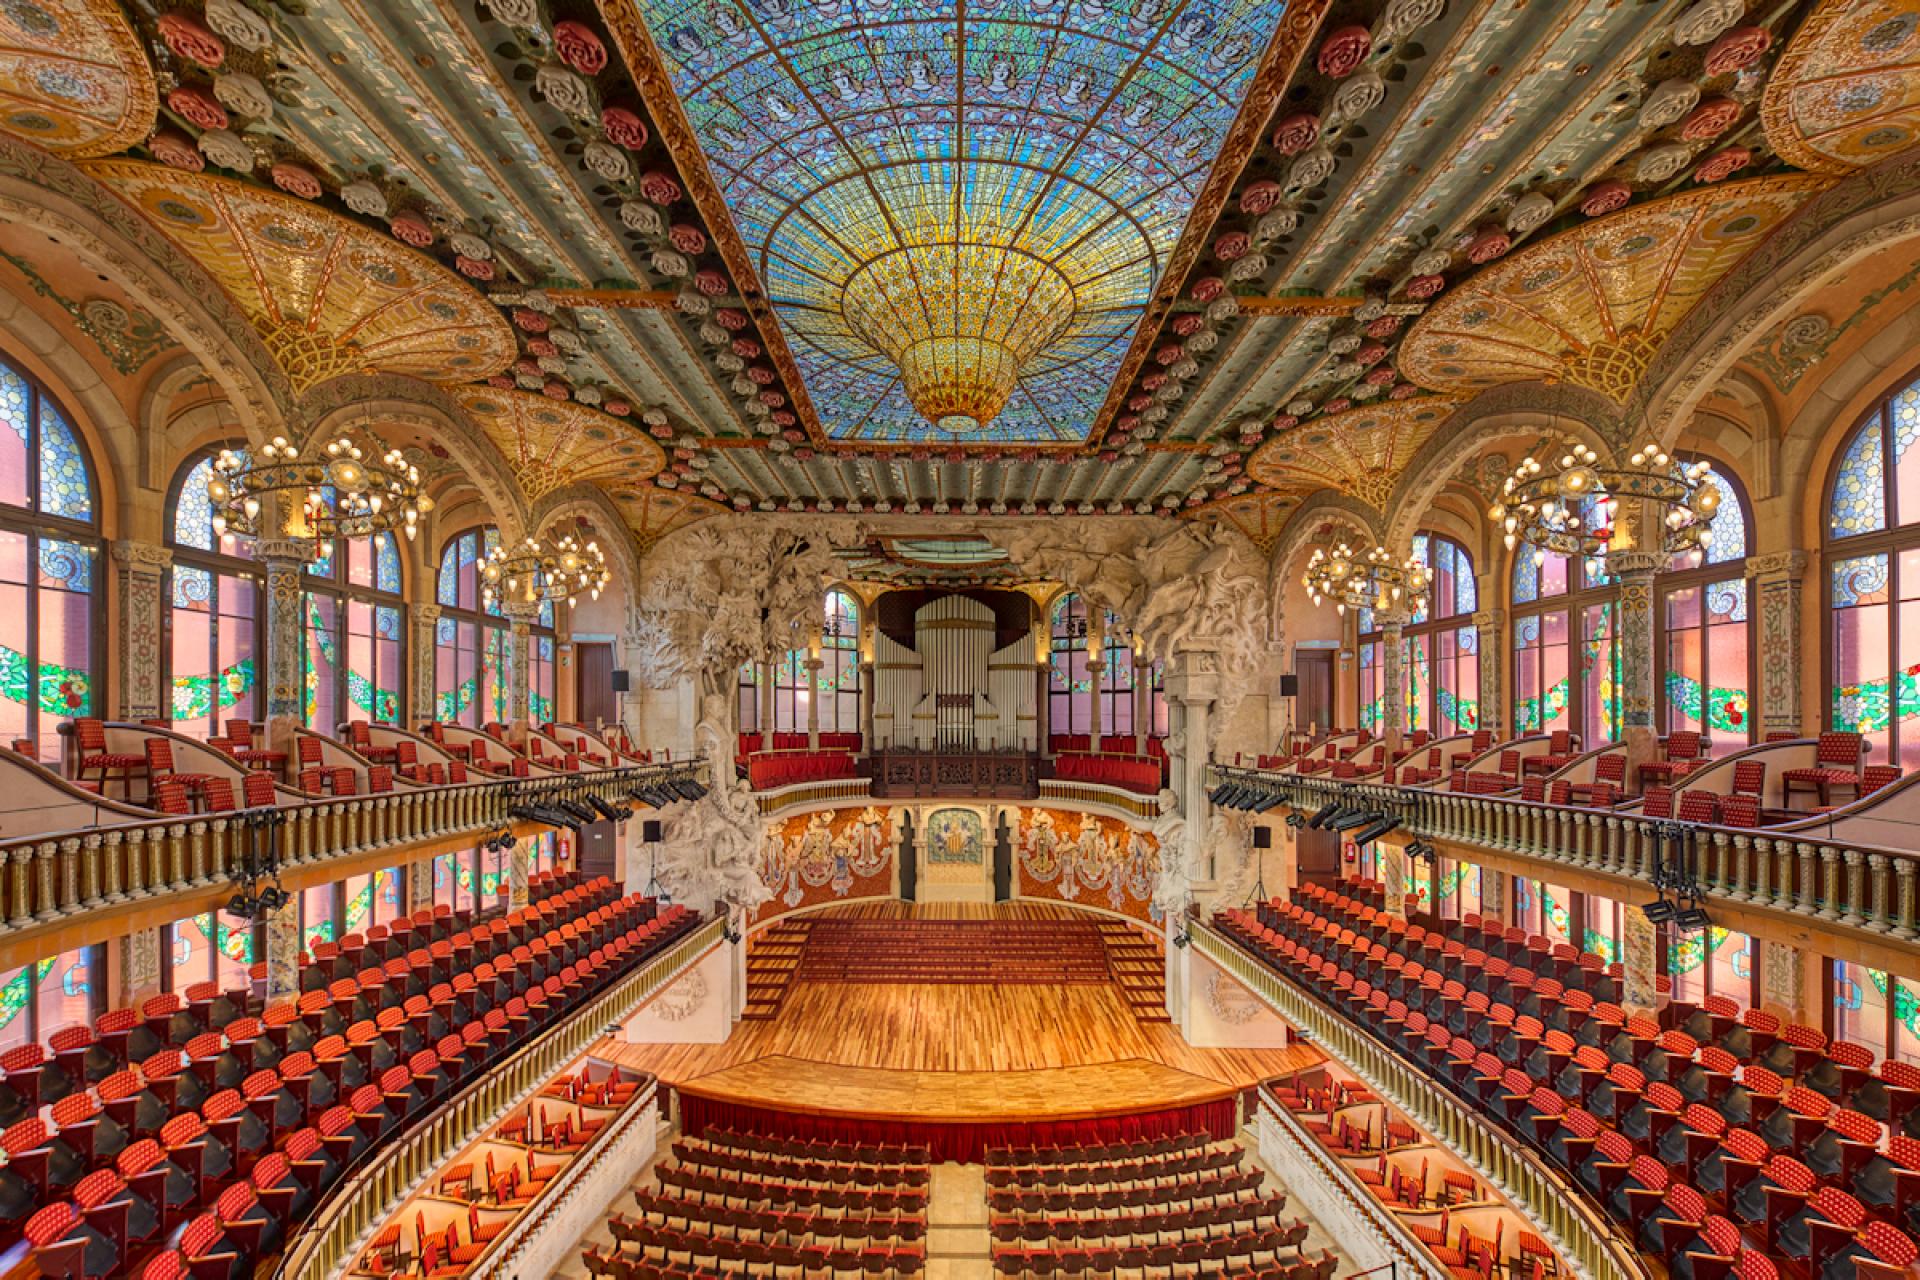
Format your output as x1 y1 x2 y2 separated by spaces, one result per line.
0 0 1911 554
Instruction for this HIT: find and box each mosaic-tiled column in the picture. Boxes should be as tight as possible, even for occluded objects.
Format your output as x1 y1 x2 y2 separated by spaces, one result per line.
1377 608 1408 753
503 602 539 729
1380 842 1407 920
806 656 822 750
1472 609 1504 734
1087 655 1105 741
265 900 301 1001
1611 549 1663 772
116 926 162 1006
1620 903 1659 1017
111 541 171 721
258 539 309 751
411 604 441 726
1751 551 1808 738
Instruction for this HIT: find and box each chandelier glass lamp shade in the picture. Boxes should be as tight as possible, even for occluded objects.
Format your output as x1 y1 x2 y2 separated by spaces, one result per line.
1487 440 1722 565
481 532 611 609
842 242 1077 432
1302 542 1432 616
207 433 432 561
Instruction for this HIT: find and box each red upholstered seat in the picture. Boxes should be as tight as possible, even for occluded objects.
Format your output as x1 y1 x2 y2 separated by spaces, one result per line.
1783 732 1864 808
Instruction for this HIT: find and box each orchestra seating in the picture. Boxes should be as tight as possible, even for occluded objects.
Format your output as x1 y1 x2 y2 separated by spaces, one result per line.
984 1133 1331 1279
16 874 701 1279
1212 880 1920 1280
582 1127 930 1278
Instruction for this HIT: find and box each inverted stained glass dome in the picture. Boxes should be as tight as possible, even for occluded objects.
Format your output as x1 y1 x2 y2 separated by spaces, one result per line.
636 0 1289 443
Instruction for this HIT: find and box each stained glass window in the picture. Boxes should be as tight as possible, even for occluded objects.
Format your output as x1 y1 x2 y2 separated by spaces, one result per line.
437 528 509 727
1049 593 1093 737
307 529 405 731
821 589 861 736
0 357 98 763
168 452 260 741
1400 534 1479 737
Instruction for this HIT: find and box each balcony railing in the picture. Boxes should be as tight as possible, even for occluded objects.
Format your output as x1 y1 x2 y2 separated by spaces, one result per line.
275 914 724 1279
1190 921 1653 1280
0 757 708 947
1211 764 1920 945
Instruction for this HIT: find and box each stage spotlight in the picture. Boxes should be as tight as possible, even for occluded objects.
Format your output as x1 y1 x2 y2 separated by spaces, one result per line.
1673 904 1712 932
1306 801 1341 829
1329 809 1376 832
1285 812 1306 830
1641 898 1677 925
1352 816 1402 846
1207 783 1230 805
1251 791 1285 813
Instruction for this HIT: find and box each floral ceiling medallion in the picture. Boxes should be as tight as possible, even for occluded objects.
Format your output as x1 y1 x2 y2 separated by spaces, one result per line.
0 0 156 157
455 386 667 504
613 0 1300 444
1397 177 1829 404
1246 398 1461 511
82 162 516 393
1762 0 1920 174
607 483 728 553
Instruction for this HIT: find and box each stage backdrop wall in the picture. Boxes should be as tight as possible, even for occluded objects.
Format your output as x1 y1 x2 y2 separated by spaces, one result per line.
750 806 895 927
1014 806 1161 926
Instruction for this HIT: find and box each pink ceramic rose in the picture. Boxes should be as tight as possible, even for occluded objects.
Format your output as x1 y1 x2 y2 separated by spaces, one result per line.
553 21 609 75
600 107 648 149
1270 112 1320 156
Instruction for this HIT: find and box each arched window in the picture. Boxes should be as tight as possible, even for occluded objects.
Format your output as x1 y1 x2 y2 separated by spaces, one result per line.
530 600 556 726
773 649 807 733
436 527 507 728
1102 619 1133 741
0 357 99 763
820 589 860 735
1049 593 1092 735
167 451 259 742
1510 500 1620 745
1823 370 1920 765
1403 533 1480 736
1658 457 1753 756
304 529 404 731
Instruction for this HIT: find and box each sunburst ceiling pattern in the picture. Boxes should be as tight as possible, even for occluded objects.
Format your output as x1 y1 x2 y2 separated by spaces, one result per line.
0 0 155 158
625 0 1293 444
1246 398 1459 510
456 387 666 502
606 484 729 551
84 162 517 393
1396 178 1827 404
1764 0 1920 173
1190 490 1297 555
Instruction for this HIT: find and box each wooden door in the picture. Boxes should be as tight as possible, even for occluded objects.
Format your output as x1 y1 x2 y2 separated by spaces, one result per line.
576 641 616 728
1294 649 1335 737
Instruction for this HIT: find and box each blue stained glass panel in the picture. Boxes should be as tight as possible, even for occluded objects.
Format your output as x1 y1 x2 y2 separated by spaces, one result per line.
1831 553 1889 609
37 400 90 520
1832 417 1887 538
437 537 460 607
375 532 401 594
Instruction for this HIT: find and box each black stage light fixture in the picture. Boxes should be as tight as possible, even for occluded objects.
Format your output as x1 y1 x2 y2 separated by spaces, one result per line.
1207 782 1230 805
1329 809 1376 832
1251 791 1285 813
1306 800 1342 829
1352 816 1402 847
1285 812 1306 830
1641 898 1677 925
1673 904 1712 932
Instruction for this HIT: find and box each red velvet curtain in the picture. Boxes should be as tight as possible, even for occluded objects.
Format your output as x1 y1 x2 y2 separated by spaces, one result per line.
675 1092 1239 1164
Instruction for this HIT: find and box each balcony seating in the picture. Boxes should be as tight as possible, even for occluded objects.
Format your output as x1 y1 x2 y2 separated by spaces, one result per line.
1639 730 1706 790
1782 733 1866 809
1524 731 1577 777
1214 882 1920 1280
746 749 858 790
75 718 146 798
223 721 285 775
1448 730 1493 770
1051 751 1162 795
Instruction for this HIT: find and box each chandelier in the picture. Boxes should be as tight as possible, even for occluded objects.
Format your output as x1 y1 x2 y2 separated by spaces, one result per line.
842 243 1076 431
208 433 431 560
1303 542 1431 616
480 532 611 610
1488 440 1722 563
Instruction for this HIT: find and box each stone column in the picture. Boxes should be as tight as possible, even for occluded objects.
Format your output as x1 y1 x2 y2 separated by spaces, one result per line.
258 538 310 753
408 855 436 913
1620 903 1659 1017
1480 863 1506 924
115 926 163 1006
1168 652 1219 882
806 656 822 750
508 838 529 911
1035 662 1051 757
111 541 172 722
1473 609 1504 735
1087 655 1105 742
1610 549 1664 774
1751 551 1809 738
412 604 441 727
1381 841 1408 920
1378 609 1408 754
265 901 301 1001
1134 664 1151 754
503 602 539 733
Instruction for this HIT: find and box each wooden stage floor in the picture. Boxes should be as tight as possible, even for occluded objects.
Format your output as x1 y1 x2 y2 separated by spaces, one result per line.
595 904 1321 1126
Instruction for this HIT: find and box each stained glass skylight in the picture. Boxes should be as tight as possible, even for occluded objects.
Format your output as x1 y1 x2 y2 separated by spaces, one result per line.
636 0 1289 442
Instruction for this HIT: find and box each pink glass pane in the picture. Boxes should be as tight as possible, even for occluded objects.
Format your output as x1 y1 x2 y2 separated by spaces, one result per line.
36 947 93 1037
218 575 257 725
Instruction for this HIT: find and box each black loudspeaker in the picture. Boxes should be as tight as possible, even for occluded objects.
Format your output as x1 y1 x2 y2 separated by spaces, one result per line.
1253 827 1272 849
642 819 662 843
1279 674 1299 697
611 669 631 693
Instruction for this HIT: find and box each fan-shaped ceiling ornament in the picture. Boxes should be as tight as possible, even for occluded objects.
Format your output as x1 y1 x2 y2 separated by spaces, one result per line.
1762 0 1920 174
1246 398 1462 512
82 162 516 392
0 0 156 157
456 386 666 503
1188 491 1297 556
606 484 726 552
1398 177 1828 404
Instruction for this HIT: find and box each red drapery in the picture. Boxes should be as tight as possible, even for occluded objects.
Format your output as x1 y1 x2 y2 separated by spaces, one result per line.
674 1092 1240 1164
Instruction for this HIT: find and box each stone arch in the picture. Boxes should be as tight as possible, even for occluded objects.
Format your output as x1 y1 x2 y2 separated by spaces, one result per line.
527 482 645 618
1266 493 1382 637
1634 154 1920 448
1381 383 1624 555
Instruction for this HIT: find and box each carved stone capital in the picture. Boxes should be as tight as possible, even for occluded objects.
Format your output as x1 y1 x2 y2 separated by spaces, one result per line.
1608 549 1665 578
255 538 312 567
110 539 172 572
1749 550 1809 580
1472 609 1505 631
1374 608 1410 631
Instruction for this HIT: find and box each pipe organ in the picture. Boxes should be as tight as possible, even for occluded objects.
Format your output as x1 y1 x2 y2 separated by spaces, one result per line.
869 594 1035 752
